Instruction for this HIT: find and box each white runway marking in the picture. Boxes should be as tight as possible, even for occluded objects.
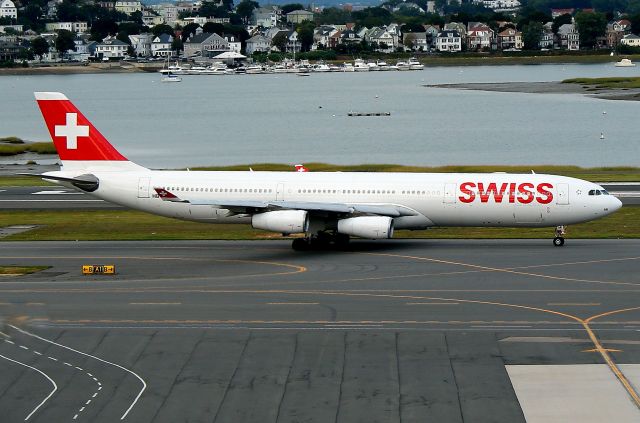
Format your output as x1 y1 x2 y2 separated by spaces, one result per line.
19 345 29 350
9 325 146 420
5 339 15 345
0 353 58 421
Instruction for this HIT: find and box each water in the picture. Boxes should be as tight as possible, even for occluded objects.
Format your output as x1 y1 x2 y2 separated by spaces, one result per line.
1 63 639 168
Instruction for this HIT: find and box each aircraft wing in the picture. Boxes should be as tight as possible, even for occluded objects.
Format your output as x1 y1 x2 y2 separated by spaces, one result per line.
153 188 417 217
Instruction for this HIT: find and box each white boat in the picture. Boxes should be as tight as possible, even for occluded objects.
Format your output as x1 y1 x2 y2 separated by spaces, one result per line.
354 59 370 72
312 63 331 72
615 58 636 67
366 61 380 71
245 65 264 74
395 61 411 71
187 66 208 75
329 64 342 72
342 62 355 72
161 74 181 82
159 60 187 75
376 60 391 71
408 57 424 70
272 64 289 73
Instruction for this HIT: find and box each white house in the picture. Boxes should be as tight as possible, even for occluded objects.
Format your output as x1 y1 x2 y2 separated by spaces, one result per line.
129 32 153 56
45 22 88 34
223 35 241 53
621 33 640 47
435 30 462 52
0 0 17 19
366 27 397 53
251 7 279 28
95 37 128 58
114 1 142 14
557 23 579 50
142 11 164 27
151 33 173 57
245 34 269 55
467 22 493 50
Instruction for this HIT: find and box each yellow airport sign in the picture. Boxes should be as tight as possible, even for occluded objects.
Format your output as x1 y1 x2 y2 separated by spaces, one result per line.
82 265 115 275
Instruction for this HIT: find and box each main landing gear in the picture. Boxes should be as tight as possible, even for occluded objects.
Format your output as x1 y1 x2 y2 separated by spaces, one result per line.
291 232 350 251
553 225 566 247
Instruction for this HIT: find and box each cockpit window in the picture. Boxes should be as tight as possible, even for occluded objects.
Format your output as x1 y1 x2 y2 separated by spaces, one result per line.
588 189 609 196
602 190 610 195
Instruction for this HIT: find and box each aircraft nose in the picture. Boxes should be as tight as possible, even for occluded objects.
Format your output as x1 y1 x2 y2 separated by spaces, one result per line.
613 196 623 211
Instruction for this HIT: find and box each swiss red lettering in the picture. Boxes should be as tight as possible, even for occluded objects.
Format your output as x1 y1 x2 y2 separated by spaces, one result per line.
517 182 535 204
459 182 476 203
537 182 554 204
477 182 509 203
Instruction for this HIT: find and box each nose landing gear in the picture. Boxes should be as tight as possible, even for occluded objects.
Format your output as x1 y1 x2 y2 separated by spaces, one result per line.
553 226 566 247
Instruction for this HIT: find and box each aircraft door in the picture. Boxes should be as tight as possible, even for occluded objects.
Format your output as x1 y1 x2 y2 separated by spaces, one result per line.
137 177 150 198
556 183 569 205
443 183 457 204
276 183 285 201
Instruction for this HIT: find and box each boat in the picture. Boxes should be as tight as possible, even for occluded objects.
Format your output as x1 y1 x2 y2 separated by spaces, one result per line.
342 62 355 72
187 66 208 75
329 64 342 72
159 60 187 75
395 61 411 71
366 61 380 71
376 60 391 71
615 58 636 67
354 58 370 72
245 64 264 74
161 74 181 82
408 57 424 70
312 63 331 72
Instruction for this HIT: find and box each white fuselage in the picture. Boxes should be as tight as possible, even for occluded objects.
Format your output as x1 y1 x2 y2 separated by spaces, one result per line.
53 169 622 230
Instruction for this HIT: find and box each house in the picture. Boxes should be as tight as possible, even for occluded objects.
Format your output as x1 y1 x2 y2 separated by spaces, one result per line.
95 37 128 59
45 22 88 34
114 1 142 14
606 20 632 48
0 24 22 33
403 32 428 51
0 40 23 60
435 30 461 52
621 33 640 47
467 22 493 51
245 35 269 55
393 2 425 13
423 24 440 48
481 0 520 11
224 35 241 53
252 7 279 28
497 28 522 50
313 25 338 50
96 1 115 10
184 31 228 57
444 22 466 38
285 30 300 53
0 0 17 19
157 3 178 25
142 11 164 27
286 10 313 24
551 8 574 19
151 33 173 57
539 23 554 49
340 29 361 45
129 32 153 56
557 23 579 50
366 27 397 52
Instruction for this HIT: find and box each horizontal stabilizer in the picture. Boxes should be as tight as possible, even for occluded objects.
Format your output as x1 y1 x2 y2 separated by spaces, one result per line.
19 173 99 192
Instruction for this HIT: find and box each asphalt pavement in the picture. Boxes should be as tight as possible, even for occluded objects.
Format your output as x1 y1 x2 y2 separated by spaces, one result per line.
1 239 640 422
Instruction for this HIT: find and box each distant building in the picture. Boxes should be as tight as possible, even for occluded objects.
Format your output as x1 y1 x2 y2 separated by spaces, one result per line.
620 33 640 47
403 32 428 51
467 22 494 51
223 35 241 53
286 10 314 24
183 31 228 58
540 23 554 49
245 34 269 55
45 22 88 34
129 32 153 56
0 24 22 33
606 19 632 48
0 0 17 19
151 33 173 57
95 37 129 59
435 30 461 52
497 28 522 50
115 1 142 14
251 7 279 28
142 11 164 27
557 23 579 50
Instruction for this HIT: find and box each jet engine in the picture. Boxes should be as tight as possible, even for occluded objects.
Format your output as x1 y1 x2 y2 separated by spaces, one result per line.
252 210 309 234
337 216 394 239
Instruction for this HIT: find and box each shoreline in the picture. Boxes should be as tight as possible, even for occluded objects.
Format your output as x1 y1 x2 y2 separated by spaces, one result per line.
427 81 640 101
1 54 638 75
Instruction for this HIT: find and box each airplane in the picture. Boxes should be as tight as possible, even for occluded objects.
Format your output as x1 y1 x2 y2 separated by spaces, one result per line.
26 92 622 250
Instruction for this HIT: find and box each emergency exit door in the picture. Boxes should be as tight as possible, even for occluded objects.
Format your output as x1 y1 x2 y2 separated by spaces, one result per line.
137 177 150 198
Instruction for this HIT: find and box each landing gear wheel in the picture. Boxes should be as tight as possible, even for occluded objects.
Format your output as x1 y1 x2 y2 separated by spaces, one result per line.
334 233 350 249
292 238 310 251
553 237 565 247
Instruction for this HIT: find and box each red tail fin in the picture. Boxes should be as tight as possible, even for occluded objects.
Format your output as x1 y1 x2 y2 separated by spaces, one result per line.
35 92 127 162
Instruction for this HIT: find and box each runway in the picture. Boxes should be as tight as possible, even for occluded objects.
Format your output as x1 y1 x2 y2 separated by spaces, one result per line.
0 183 639 209
1 239 640 422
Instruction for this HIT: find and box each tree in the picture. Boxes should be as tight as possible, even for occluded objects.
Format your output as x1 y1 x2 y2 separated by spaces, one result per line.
271 31 288 52
90 18 118 41
55 29 76 60
116 31 131 45
181 23 200 41
203 22 224 35
522 21 543 50
296 21 315 52
552 13 572 34
575 11 607 48
236 0 259 24
352 7 392 28
281 3 304 15
31 37 49 62
171 38 183 54
151 24 174 38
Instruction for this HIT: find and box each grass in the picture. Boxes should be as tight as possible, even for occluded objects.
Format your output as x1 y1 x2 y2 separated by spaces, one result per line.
0 176 54 187
0 265 49 275
0 136 25 144
0 208 637 241
0 141 57 156
563 77 640 89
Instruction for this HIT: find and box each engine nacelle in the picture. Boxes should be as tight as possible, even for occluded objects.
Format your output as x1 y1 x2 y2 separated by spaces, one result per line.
252 210 309 234
337 216 394 239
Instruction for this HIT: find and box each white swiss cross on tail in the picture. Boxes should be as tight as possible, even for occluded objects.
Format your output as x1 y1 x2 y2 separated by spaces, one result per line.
55 113 89 150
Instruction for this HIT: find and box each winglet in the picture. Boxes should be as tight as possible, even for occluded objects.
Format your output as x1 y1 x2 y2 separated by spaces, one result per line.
154 187 188 202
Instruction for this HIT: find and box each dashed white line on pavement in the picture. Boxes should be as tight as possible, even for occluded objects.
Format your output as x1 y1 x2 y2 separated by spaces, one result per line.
47 356 57 361
19 345 29 350
4 339 15 345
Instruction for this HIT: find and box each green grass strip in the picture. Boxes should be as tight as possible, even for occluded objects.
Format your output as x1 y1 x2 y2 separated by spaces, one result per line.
563 77 640 89
0 208 637 241
0 265 49 275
